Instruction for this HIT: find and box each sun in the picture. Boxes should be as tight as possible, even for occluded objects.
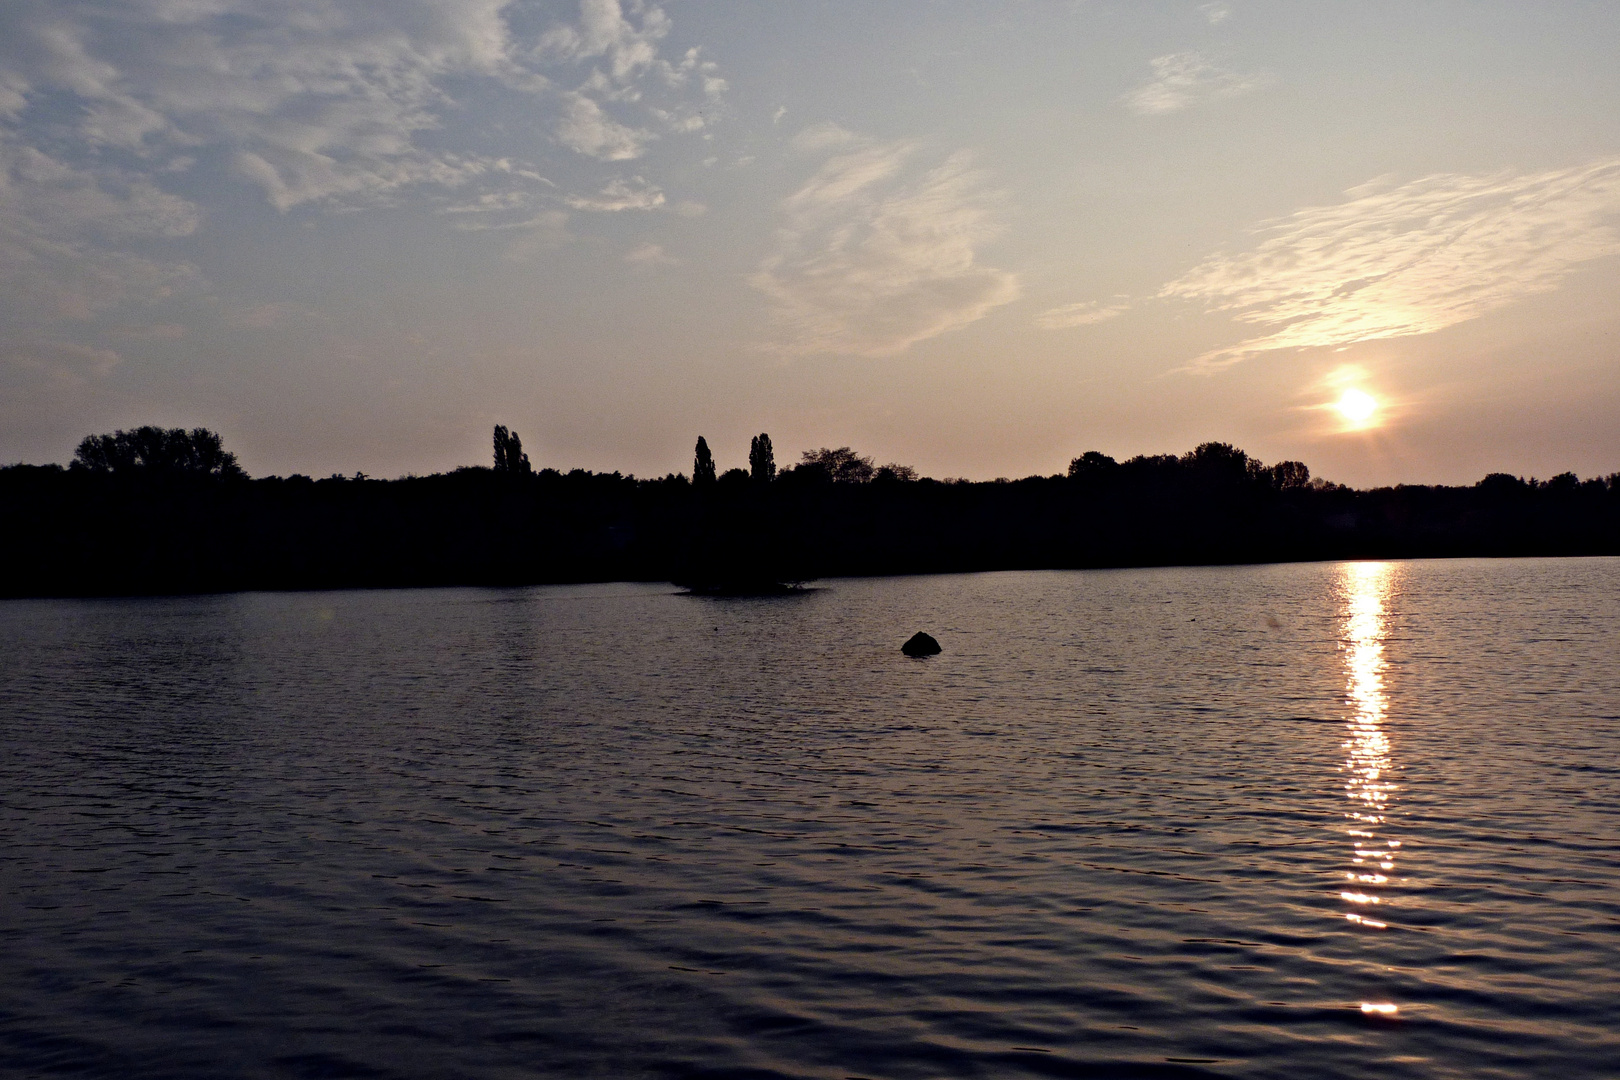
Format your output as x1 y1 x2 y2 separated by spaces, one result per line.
1335 389 1379 426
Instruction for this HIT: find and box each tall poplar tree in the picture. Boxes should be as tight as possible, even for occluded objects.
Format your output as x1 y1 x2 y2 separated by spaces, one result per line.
492 426 531 474
693 436 716 485
749 433 776 482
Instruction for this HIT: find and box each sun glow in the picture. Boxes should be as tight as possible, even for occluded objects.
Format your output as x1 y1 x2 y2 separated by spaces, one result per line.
1335 389 1379 426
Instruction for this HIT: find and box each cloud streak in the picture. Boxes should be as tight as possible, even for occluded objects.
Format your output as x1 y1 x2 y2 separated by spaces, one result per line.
752 128 1019 357
0 338 123 386
1035 298 1129 329
1162 158 1620 370
1123 52 1268 115
565 176 664 211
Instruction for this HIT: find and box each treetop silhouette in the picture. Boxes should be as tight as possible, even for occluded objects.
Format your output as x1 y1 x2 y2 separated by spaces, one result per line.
799 446 875 484
492 425 532 474
693 436 716 485
72 426 245 480
1068 451 1117 477
1068 442 1312 493
792 446 918 484
749 434 776 483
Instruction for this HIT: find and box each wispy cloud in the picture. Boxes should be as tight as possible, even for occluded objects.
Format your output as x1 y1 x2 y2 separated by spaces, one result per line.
625 241 677 267
225 302 324 331
1201 4 1232 25
111 323 186 341
788 122 865 156
1035 298 1129 329
0 0 721 356
556 92 653 161
539 0 670 82
0 0 535 211
541 2 723 156
1162 158 1620 371
0 139 199 321
0 0 716 211
566 177 664 212
752 128 1019 357
0 338 123 387
539 0 722 97
439 190 542 216
1123 52 1269 115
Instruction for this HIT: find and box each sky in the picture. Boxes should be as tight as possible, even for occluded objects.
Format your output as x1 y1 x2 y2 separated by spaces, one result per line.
2 0 1618 487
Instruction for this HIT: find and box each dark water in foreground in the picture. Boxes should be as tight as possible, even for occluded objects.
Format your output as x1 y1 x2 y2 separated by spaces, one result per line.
2 559 1618 1080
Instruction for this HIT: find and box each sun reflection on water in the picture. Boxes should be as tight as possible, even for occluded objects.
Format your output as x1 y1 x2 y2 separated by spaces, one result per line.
1339 561 1399 935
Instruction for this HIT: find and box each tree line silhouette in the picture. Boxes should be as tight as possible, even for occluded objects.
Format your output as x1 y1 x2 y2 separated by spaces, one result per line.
1 424 1616 597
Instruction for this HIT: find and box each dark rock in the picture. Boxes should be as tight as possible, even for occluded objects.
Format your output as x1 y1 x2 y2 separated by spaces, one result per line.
902 631 941 657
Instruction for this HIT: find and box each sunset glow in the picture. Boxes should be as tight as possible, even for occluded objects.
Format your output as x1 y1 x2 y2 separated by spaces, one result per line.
2 2 1618 1070
0 2 1616 487
1336 390 1380 427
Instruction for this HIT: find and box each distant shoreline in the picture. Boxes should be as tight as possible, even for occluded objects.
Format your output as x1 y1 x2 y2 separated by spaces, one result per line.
5 448 1616 599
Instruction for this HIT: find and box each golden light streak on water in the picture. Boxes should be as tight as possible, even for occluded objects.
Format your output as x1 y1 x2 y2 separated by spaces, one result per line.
1339 560 1399 937
1338 560 1402 1015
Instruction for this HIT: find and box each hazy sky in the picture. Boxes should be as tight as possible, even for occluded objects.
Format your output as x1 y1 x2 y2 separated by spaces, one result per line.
3 1 1618 485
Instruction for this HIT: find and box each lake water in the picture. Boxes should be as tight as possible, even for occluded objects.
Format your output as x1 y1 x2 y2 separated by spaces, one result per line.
2 559 1618 1079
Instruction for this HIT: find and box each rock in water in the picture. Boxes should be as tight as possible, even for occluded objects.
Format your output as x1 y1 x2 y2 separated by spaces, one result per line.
902 632 941 657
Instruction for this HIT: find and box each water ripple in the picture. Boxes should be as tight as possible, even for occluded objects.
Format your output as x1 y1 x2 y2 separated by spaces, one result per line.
2 558 1618 1078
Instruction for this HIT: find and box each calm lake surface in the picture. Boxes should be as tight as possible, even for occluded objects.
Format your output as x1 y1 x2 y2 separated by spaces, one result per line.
3 559 1618 1079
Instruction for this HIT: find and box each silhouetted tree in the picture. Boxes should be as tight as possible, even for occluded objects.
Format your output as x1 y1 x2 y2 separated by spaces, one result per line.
693 436 716 485
492 425 532 474
749 433 776 483
1477 473 1528 495
1182 441 1251 477
1544 472 1579 494
801 446 874 483
1123 453 1180 475
72 426 246 479
1271 460 1311 491
1068 451 1118 478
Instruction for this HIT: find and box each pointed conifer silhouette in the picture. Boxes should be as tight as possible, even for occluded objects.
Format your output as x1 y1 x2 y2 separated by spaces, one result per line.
749 433 776 482
492 425 532 474
693 436 716 485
